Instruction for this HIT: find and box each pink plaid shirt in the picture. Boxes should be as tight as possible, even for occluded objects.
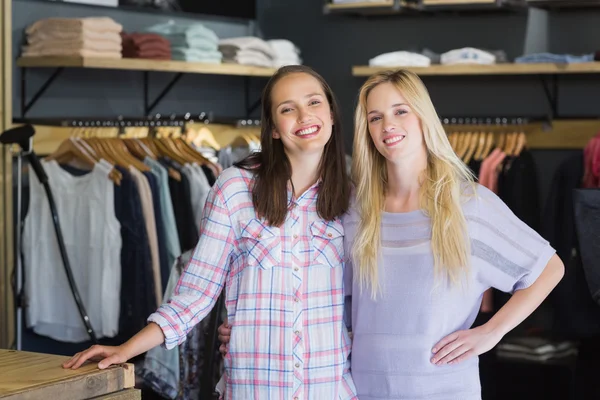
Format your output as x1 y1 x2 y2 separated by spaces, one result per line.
148 167 357 400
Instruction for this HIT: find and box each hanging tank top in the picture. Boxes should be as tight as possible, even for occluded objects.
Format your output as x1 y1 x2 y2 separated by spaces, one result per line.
23 159 122 343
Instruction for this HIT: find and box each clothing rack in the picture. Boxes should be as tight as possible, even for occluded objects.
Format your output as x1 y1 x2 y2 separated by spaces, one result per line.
441 116 600 149
13 114 261 130
12 115 261 155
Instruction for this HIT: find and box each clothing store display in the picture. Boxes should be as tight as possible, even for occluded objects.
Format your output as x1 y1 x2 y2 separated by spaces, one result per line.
217 142 261 170
129 167 162 306
441 47 496 65
163 159 199 252
219 37 275 67
496 337 578 362
112 166 157 341
145 157 181 286
369 51 431 67
423 48 508 64
121 32 171 60
343 184 555 400
144 20 222 63
515 52 595 64
140 241 227 400
583 131 600 188
268 39 302 67
498 150 541 233
139 260 183 400
23 17 123 58
181 164 211 230
573 189 600 305
148 167 357 399
144 171 170 298
171 48 223 63
23 160 122 343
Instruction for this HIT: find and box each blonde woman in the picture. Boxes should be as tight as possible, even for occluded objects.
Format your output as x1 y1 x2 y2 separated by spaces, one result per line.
344 69 564 400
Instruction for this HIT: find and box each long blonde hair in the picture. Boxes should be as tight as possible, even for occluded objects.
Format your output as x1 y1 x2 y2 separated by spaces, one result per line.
351 69 475 298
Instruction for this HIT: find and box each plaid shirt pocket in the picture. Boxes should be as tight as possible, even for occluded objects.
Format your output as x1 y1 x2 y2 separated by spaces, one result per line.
310 219 344 268
240 218 282 269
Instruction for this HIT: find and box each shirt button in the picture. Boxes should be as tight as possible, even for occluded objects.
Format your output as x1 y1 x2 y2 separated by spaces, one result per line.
295 330 301 336
295 363 300 368
327 233 333 237
293 234 298 239
294 297 300 303
294 397 299 400
294 267 299 272
257 234 262 239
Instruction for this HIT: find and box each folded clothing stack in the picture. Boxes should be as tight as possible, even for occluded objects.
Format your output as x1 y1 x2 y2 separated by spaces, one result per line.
441 47 496 65
515 52 595 64
268 39 302 68
219 37 275 68
144 20 222 63
23 17 123 58
121 32 171 60
369 51 431 67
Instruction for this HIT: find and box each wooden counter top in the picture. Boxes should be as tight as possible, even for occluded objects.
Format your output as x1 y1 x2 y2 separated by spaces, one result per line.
0 349 138 400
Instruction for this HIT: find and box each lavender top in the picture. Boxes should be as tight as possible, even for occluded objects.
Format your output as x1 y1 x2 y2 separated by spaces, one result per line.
343 184 555 400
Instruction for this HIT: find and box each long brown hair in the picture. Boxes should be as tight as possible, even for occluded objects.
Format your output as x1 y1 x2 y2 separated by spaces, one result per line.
235 65 349 227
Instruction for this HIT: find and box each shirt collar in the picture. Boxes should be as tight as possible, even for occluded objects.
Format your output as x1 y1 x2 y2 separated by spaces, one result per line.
287 179 321 208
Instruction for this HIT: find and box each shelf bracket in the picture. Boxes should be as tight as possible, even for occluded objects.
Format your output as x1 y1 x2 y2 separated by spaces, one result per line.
244 77 261 117
143 71 184 116
539 74 559 119
20 67 64 118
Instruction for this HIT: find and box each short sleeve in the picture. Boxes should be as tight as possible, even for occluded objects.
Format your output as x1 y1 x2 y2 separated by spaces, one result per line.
468 185 556 294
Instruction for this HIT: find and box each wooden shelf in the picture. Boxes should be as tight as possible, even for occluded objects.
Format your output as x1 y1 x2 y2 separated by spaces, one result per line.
326 0 395 9
353 62 600 76
421 0 525 9
324 0 523 13
527 0 600 9
17 56 277 77
324 0 417 14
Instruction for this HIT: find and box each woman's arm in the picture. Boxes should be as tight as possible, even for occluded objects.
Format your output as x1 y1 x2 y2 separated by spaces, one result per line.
431 254 564 365
63 322 165 369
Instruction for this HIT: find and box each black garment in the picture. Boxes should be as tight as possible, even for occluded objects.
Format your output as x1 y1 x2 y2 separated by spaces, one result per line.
497 150 541 233
573 189 600 306
201 165 216 186
161 158 199 252
114 166 156 340
541 152 600 338
143 171 170 294
468 158 483 180
472 311 498 400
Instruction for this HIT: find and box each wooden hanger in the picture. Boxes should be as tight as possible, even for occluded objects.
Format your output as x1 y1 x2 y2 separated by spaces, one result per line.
46 138 121 185
447 131 458 152
228 132 254 148
85 137 122 167
453 131 464 157
154 138 188 165
513 131 527 156
474 131 487 161
110 138 151 172
187 126 222 151
480 132 494 160
124 139 151 160
73 137 123 184
457 132 472 160
463 132 479 165
496 131 505 152
506 131 518 156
